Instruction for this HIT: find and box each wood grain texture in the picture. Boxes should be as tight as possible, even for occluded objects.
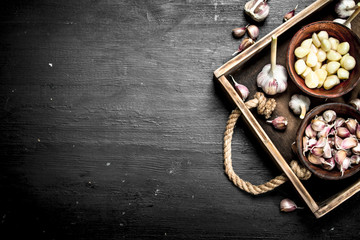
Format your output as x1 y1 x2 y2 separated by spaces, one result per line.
1 0 360 239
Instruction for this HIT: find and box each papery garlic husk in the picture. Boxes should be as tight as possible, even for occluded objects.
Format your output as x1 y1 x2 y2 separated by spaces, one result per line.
335 135 343 150
305 124 317 138
317 124 334 139
311 147 324 156
340 137 358 149
335 0 356 18
352 143 360 155
345 118 357 134
350 98 360 111
337 127 351 138
232 26 248 38
244 0 270 22
283 4 298 22
280 198 298 212
322 157 335 171
247 25 259 40
232 38 255 56
229 75 249 101
308 153 324 165
323 110 337 123
311 119 326 132
350 155 360 165
266 116 288 130
334 117 345 128
323 141 332 159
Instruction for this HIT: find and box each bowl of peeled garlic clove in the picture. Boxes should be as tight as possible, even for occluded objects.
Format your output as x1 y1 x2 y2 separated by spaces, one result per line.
296 103 360 180
286 21 360 98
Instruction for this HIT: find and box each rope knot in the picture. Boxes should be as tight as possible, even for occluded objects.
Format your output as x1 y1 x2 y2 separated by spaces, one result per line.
245 92 276 119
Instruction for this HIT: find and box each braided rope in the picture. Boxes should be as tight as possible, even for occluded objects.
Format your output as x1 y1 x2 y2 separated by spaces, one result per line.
223 93 311 195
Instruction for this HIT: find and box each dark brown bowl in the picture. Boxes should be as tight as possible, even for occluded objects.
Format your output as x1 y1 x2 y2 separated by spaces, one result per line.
296 103 360 180
287 21 360 98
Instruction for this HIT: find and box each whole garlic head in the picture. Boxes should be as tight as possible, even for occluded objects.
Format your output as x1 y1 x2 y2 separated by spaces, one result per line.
244 0 270 22
335 0 356 18
257 64 287 95
289 94 311 119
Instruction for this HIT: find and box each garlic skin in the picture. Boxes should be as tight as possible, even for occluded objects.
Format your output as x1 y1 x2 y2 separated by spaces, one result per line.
280 198 298 212
289 94 310 119
335 0 356 18
244 0 270 22
257 36 288 95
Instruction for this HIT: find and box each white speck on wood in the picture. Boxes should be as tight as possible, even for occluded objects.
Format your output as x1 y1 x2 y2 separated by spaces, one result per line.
49 63 53 67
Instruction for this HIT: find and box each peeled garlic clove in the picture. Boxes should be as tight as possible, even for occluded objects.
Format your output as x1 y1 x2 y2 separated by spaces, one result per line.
266 116 288 130
323 110 336 123
305 71 319 89
350 155 360 165
317 49 327 62
247 25 259 40
337 42 350 55
352 143 360 155
350 99 360 111
311 119 326 131
308 153 324 165
326 62 341 75
341 54 356 71
280 198 298 212
318 31 329 41
295 59 307 75
306 51 318 68
315 69 328 88
321 39 331 52
337 68 349 80
294 47 310 58
329 37 340 50
337 127 351 138
340 137 358 149
305 124 317 138
345 118 357 134
327 50 342 61
323 75 340 90
322 157 335 171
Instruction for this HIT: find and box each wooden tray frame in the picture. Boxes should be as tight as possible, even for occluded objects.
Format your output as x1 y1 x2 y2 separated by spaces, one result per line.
214 0 360 218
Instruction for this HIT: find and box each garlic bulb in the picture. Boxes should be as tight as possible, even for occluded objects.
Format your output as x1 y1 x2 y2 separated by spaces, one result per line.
335 0 356 18
334 18 352 29
257 36 288 95
289 94 310 119
244 0 270 22
350 98 360 111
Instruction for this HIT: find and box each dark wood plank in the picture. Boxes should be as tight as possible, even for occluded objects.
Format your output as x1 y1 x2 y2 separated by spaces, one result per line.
1 0 360 239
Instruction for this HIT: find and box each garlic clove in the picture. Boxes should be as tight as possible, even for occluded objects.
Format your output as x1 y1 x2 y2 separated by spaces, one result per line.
350 99 360 111
322 157 335 171
280 198 298 212
352 143 360 155
350 155 360 165
308 153 324 165
335 149 347 165
305 124 317 138
323 141 332 159
311 147 324 156
337 157 350 176
336 127 351 138
317 124 334 139
229 75 249 101
356 124 360 139
247 25 259 40
232 38 255 56
345 118 357 134
323 110 337 123
266 116 288 130
335 135 343 150
340 137 358 150
283 4 298 22
232 26 247 38
334 117 345 128
311 119 326 132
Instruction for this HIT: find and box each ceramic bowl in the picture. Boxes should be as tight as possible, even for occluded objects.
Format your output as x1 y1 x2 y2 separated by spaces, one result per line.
286 21 360 98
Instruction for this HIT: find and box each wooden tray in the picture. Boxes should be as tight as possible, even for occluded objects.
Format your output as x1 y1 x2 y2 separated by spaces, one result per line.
214 0 360 218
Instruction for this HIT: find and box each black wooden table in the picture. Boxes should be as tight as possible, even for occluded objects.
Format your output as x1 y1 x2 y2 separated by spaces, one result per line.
1 0 360 239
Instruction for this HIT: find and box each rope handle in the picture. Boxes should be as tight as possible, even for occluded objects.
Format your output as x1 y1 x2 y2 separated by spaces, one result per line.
224 93 311 195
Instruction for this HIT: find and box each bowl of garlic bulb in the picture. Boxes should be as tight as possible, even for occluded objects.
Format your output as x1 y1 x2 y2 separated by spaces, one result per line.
296 103 360 180
286 21 360 98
